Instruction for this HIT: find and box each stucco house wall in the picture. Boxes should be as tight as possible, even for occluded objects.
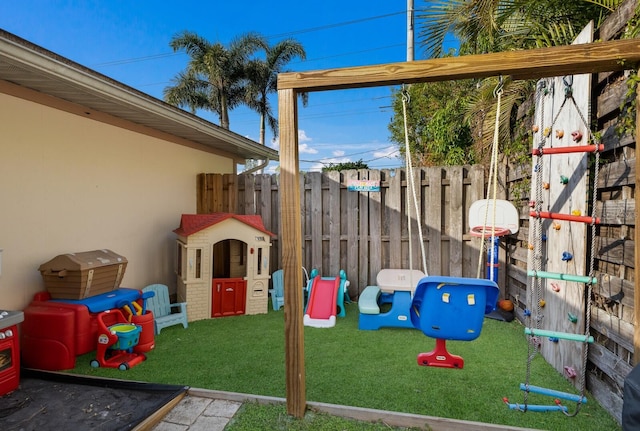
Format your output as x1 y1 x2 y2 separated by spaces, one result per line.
0 86 233 310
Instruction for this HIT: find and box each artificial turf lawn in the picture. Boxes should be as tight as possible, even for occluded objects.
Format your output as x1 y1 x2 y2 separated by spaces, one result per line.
72 302 620 431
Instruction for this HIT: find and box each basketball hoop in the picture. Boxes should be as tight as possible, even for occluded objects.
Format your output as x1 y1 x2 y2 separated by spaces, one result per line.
470 225 512 238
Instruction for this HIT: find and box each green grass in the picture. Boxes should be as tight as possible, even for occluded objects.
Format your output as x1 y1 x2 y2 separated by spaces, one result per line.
71 303 620 431
226 402 423 431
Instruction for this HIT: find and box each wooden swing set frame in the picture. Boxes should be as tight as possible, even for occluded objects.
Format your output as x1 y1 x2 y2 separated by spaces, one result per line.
276 37 640 422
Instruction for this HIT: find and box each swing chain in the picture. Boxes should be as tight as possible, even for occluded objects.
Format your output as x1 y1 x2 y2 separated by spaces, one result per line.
402 84 410 104
563 75 574 98
494 75 504 98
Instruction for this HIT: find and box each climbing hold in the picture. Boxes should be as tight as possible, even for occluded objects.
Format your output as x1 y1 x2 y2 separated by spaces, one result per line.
561 251 573 261
552 222 561 231
529 200 536 208
560 175 569 184
532 125 540 133
571 209 582 216
549 337 559 343
524 309 531 317
539 299 546 307
551 282 561 292
528 243 534 250
543 182 550 190
544 127 552 137
571 131 583 142
541 234 547 241
568 313 578 323
534 164 541 172
555 129 564 139
564 366 577 379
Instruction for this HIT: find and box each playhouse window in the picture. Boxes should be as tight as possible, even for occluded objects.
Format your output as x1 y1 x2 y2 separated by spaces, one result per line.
257 248 263 275
176 242 187 279
195 248 202 279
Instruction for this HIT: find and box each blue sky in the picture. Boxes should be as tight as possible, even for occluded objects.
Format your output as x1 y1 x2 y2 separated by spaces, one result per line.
1 1 454 172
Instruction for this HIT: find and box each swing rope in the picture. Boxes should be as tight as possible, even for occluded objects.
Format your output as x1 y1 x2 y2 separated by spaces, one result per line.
401 85 428 276
476 78 503 280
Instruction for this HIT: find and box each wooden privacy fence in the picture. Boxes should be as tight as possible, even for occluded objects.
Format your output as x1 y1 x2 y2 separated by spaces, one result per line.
198 165 488 298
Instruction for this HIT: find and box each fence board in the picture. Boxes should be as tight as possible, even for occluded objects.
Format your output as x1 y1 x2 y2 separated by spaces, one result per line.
328 171 341 277
449 166 464 277
346 170 360 290
387 170 402 269
369 170 382 285
426 168 442 275
310 172 322 271
244 174 255 215
358 170 370 294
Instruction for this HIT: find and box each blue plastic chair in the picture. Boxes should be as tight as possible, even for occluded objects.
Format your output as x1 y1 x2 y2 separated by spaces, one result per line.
269 270 285 311
141 284 188 335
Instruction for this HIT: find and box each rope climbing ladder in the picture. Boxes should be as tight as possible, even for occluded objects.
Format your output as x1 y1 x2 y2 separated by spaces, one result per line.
505 23 599 416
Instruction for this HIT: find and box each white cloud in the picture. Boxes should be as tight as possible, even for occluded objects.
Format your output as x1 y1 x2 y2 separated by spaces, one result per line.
298 130 312 143
270 129 316 154
373 146 400 159
332 150 345 157
299 143 318 154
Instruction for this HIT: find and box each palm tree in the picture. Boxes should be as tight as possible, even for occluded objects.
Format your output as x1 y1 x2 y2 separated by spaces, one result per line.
417 0 618 58
243 39 306 145
164 31 267 129
411 0 618 163
164 68 209 115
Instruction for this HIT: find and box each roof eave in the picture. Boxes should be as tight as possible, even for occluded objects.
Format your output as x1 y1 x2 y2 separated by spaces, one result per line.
0 30 279 162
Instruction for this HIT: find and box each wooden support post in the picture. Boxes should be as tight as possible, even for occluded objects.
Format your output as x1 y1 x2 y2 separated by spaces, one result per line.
278 88 306 418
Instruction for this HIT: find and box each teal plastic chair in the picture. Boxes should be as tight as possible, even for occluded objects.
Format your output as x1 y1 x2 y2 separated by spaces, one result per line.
269 270 285 310
141 284 188 335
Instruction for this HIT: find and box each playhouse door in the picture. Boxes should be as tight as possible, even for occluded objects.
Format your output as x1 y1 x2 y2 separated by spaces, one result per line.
211 278 246 317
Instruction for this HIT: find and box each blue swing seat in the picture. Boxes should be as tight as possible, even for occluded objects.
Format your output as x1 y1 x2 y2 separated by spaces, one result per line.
410 276 499 368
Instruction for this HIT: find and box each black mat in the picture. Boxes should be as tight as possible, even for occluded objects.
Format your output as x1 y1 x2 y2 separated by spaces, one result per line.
485 309 515 322
0 369 187 431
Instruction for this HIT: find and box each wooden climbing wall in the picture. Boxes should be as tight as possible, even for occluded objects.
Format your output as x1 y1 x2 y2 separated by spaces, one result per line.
528 23 593 389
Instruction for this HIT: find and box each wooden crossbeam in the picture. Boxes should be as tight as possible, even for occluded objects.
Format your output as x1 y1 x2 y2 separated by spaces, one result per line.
278 39 640 92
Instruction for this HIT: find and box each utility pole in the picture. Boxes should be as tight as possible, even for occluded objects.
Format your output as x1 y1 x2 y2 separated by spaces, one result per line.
407 0 414 61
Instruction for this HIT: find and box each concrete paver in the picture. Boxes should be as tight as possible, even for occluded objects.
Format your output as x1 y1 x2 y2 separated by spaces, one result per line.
151 395 242 431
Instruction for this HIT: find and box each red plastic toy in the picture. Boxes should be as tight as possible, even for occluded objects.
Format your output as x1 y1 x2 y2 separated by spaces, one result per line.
90 309 146 370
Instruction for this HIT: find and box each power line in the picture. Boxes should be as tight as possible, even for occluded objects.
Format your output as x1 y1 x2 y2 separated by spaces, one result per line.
299 146 400 165
91 12 405 68
266 11 406 39
90 9 457 69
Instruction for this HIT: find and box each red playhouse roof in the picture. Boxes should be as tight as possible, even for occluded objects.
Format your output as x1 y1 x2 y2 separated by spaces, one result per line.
173 213 276 238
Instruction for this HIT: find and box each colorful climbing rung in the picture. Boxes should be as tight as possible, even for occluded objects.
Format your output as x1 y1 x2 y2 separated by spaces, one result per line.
525 327 594 343
520 384 587 404
527 270 597 284
529 211 600 225
532 144 603 155
506 402 568 412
